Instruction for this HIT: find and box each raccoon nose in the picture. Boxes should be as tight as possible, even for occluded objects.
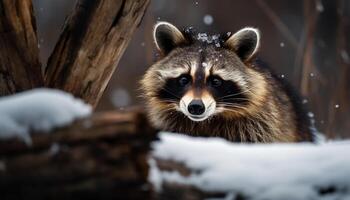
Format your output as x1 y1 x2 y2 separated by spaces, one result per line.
188 100 205 115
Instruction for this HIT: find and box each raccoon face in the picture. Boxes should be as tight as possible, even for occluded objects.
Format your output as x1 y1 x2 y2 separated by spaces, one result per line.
142 22 264 123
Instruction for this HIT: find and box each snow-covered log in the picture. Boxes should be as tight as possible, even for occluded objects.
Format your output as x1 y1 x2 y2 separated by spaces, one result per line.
1 90 349 200
0 89 158 200
150 133 350 200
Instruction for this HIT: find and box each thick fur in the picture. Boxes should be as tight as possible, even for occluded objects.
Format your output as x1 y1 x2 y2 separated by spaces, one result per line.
141 23 313 143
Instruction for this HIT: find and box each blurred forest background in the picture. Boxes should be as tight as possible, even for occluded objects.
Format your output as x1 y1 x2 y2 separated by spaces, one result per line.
32 0 349 139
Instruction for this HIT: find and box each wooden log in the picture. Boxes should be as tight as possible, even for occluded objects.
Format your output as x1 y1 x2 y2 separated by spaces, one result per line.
0 0 44 96
154 159 232 200
0 109 158 200
45 0 150 108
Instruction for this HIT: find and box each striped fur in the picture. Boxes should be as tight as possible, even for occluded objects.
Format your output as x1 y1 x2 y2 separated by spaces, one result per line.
140 22 313 143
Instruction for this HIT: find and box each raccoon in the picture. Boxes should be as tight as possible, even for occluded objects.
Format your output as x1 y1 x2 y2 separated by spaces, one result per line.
141 21 314 142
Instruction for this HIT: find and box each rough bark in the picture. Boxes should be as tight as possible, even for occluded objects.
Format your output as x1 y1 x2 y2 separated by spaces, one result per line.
0 0 44 96
45 0 150 108
0 109 158 200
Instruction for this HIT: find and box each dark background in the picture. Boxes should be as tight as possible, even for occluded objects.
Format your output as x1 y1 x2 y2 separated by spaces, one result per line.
33 0 350 139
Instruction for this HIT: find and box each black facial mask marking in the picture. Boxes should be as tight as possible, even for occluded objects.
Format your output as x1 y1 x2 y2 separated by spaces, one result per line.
207 75 249 105
157 75 192 101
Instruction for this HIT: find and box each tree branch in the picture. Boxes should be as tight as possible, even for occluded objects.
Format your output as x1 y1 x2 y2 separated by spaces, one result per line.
45 0 150 108
0 0 44 96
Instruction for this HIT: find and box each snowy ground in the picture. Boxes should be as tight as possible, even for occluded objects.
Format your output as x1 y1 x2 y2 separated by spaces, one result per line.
150 133 350 200
0 89 91 144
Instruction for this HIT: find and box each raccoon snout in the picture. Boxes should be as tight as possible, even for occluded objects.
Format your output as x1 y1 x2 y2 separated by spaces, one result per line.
188 100 205 115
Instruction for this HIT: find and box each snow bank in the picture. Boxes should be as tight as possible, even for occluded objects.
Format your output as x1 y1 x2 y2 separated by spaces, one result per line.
0 89 92 144
150 133 350 200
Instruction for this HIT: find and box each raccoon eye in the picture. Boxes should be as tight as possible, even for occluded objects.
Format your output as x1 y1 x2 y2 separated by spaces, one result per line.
209 76 223 87
177 75 191 86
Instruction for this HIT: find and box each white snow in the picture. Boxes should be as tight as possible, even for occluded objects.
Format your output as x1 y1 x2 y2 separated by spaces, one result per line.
197 33 221 47
149 133 350 200
0 89 91 144
203 14 214 25
307 111 325 143
341 50 350 63
316 0 324 12
110 88 131 108
308 112 315 118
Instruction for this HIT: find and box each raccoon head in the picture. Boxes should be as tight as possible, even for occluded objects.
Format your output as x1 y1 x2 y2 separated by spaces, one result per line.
141 22 267 124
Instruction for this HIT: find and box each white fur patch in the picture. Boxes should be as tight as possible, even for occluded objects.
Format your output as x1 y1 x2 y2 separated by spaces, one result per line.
156 67 188 79
179 91 216 122
213 69 248 88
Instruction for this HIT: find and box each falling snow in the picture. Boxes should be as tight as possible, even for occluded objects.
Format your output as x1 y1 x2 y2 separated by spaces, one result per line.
316 0 324 12
110 88 131 108
341 50 350 63
308 112 315 118
0 161 5 171
280 42 285 47
203 14 214 25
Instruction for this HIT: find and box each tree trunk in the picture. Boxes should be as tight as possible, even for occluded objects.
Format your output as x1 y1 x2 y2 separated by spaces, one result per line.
300 0 350 138
0 0 44 96
45 0 150 108
0 109 158 200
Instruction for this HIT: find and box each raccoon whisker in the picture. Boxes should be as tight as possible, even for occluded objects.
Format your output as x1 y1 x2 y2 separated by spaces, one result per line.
160 106 178 113
162 86 182 99
217 99 250 106
218 97 250 102
160 99 178 103
216 85 261 100
220 107 250 113
208 100 215 108
219 102 247 106
217 103 250 111
218 104 246 109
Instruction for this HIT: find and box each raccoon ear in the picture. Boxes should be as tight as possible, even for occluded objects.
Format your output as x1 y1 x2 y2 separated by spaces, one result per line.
224 27 260 61
153 21 186 54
